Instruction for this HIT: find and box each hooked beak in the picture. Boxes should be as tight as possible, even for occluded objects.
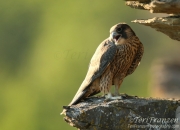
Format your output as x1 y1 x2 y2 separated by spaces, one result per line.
110 32 121 42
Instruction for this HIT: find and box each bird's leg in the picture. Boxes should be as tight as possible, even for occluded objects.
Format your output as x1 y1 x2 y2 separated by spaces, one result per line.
114 80 123 96
114 85 120 96
104 83 122 100
111 78 124 100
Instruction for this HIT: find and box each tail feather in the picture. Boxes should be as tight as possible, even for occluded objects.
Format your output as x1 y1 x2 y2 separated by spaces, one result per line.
60 106 70 115
60 89 87 115
68 88 87 106
60 109 66 115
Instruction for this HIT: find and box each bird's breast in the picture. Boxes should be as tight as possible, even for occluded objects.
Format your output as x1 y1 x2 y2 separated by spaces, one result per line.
110 44 137 77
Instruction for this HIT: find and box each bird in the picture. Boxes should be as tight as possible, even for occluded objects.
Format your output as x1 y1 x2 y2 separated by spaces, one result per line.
61 23 144 115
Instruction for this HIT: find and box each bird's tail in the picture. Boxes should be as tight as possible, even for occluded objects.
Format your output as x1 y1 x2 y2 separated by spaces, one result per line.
68 88 87 106
60 106 70 115
60 109 66 115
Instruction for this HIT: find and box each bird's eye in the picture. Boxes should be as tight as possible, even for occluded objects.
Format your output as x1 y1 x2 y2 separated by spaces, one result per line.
117 28 122 33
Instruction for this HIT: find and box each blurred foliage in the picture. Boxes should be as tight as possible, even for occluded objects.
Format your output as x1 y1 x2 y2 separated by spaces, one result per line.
0 0 180 130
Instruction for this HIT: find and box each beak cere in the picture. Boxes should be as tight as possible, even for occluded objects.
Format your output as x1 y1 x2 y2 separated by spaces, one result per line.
111 32 121 42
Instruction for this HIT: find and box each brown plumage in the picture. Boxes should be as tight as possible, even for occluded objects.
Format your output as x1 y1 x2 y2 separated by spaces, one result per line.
63 23 144 111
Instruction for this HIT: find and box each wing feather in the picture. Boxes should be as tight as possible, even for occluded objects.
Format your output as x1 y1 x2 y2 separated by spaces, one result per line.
69 38 117 105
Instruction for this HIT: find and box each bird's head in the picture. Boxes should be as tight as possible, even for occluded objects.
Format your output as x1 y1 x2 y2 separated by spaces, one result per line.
109 23 136 45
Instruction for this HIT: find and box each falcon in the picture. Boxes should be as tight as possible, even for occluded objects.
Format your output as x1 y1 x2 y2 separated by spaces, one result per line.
61 23 144 113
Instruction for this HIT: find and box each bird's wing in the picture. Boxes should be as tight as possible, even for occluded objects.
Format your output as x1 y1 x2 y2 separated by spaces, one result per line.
69 38 117 105
126 41 144 76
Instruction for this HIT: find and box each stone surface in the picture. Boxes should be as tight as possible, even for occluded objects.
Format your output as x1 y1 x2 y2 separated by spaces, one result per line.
132 16 180 41
125 0 180 14
125 0 180 41
62 94 180 130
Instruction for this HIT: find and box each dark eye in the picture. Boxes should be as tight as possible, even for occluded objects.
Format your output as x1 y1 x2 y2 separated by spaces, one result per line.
117 28 122 33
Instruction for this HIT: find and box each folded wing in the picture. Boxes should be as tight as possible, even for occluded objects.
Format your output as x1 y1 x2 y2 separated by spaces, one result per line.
69 39 117 105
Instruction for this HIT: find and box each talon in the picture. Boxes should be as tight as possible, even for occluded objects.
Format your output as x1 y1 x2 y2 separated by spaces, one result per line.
110 96 123 100
105 93 112 99
114 96 123 100
121 93 128 98
104 93 123 101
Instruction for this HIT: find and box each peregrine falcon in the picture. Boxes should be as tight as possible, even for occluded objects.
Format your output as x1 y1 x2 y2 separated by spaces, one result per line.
64 23 143 107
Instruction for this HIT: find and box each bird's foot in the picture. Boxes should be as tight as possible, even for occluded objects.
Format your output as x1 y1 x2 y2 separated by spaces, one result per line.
110 96 123 100
104 93 122 102
113 92 128 99
113 92 123 99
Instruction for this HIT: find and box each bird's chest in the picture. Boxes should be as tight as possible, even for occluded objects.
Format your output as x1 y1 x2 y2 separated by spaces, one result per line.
110 44 137 74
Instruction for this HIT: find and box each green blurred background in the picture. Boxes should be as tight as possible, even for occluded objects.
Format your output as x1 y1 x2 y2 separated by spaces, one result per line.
0 0 180 130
